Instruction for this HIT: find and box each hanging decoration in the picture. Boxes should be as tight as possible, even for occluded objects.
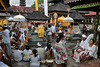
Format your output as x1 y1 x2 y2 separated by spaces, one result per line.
93 12 99 42
71 2 100 10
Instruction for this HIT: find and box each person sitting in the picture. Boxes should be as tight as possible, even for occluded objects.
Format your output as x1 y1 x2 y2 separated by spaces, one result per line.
30 49 40 67
44 42 53 53
13 45 23 62
36 42 44 59
44 45 55 67
70 39 81 57
73 34 88 62
80 39 98 62
23 45 32 61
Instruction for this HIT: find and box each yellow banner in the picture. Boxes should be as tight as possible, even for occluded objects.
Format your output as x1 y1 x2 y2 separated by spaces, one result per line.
35 0 38 11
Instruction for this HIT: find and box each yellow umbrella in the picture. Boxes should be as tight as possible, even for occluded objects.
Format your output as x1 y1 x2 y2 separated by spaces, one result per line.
58 16 65 22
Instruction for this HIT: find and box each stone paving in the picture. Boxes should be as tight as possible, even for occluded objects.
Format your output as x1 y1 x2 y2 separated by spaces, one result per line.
12 39 100 67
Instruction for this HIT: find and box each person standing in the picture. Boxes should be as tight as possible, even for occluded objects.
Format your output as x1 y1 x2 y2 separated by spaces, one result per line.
52 24 56 39
47 24 52 43
0 24 12 56
55 34 69 67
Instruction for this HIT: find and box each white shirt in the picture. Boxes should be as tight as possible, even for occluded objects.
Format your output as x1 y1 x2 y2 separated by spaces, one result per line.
10 36 15 40
0 29 10 44
84 45 98 59
12 32 17 36
32 25 34 29
86 34 94 43
13 50 23 62
30 55 40 67
51 26 56 33
59 30 62 33
23 49 32 61
47 28 52 35
19 33 25 41
80 40 89 49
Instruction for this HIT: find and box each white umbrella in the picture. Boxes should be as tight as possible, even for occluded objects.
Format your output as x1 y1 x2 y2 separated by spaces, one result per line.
13 14 25 21
63 17 74 22
8 17 13 21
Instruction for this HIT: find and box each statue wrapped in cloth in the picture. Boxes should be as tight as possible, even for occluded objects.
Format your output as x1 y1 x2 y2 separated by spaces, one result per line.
38 24 44 37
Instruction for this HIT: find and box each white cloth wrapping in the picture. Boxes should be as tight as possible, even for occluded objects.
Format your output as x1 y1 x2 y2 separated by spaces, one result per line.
86 34 94 43
23 49 32 61
13 50 23 62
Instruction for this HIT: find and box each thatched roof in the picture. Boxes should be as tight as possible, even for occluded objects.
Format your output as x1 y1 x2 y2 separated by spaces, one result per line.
48 2 89 14
48 2 73 13
22 11 49 21
70 11 85 21
7 5 43 13
48 0 64 3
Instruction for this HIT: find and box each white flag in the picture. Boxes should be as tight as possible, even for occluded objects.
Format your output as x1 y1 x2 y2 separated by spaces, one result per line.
44 0 48 17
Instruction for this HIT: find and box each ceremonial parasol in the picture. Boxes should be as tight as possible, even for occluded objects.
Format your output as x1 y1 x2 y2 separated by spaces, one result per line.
8 17 13 21
13 14 25 21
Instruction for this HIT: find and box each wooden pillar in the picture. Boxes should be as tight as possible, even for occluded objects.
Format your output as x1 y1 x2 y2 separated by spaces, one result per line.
93 12 99 42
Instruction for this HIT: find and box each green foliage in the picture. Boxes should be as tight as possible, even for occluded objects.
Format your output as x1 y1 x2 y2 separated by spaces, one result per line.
31 0 44 8
31 2 35 7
